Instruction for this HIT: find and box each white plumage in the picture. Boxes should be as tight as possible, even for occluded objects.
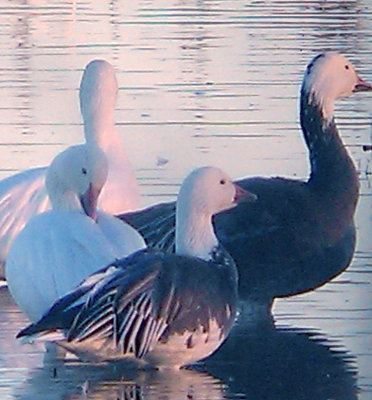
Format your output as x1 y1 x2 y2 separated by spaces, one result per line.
5 144 145 322
0 59 140 277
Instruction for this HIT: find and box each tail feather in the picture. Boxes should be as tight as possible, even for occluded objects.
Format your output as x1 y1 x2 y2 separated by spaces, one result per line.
17 328 65 344
16 303 83 340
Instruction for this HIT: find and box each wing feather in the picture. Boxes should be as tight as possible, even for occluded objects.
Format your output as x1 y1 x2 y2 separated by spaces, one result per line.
74 301 114 342
18 250 237 363
120 203 176 252
137 316 158 357
64 259 166 359
0 167 49 276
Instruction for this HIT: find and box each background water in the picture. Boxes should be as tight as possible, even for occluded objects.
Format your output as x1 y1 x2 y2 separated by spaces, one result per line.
0 0 371 399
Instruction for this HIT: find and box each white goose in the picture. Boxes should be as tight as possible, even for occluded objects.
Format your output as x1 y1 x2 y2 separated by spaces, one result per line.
5 143 145 322
17 167 256 369
0 60 140 277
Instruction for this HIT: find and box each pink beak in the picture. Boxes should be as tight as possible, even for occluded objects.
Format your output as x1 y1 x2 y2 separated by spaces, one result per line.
233 183 257 204
80 183 101 221
353 75 372 92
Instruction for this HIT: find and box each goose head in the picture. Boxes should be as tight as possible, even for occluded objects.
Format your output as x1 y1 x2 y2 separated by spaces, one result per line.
176 166 256 259
302 52 372 121
177 166 256 217
46 144 108 221
79 60 118 136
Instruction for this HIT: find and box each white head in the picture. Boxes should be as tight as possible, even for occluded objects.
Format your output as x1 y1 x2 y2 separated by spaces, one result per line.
46 144 108 221
79 60 118 127
302 52 372 121
177 166 255 217
176 166 256 259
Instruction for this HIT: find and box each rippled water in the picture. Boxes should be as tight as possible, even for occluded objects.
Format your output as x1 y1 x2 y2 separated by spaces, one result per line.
0 0 371 399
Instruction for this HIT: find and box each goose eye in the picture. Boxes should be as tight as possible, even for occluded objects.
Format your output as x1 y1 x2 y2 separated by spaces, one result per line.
345 65 349 70
82 168 87 175
220 179 226 185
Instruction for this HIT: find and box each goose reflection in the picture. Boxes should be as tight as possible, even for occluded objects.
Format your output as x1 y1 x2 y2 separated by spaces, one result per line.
202 313 359 400
13 360 225 400
11 312 358 400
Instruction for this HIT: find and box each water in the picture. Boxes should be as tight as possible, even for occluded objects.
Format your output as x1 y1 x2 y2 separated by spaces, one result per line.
0 0 371 398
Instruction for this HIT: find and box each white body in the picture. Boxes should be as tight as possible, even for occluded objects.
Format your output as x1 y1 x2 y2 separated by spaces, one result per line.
0 168 49 277
6 211 145 323
5 144 145 322
0 60 140 277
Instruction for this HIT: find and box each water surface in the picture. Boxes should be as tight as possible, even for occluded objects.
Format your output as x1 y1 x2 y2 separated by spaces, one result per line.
0 0 371 398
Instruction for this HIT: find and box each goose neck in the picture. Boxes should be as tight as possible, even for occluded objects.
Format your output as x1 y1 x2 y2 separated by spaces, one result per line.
300 88 357 189
175 207 218 261
83 115 116 148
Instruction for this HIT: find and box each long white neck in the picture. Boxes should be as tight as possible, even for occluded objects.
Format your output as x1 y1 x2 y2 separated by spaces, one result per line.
79 60 118 150
83 109 117 150
175 203 218 261
82 106 141 214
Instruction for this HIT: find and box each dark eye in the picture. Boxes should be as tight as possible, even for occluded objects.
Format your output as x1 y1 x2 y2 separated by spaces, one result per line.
82 168 87 175
220 179 226 185
345 65 349 70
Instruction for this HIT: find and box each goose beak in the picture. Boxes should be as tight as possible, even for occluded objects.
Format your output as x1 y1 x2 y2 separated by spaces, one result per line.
80 183 101 221
233 184 257 204
353 75 372 92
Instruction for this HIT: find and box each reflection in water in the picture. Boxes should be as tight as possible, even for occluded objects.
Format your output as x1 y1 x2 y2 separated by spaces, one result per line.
8 306 358 400
14 359 225 400
203 315 359 400
0 0 371 398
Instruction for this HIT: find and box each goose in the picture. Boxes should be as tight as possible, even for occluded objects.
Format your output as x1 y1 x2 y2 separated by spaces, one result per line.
17 166 256 368
5 143 145 322
0 59 140 278
120 53 372 313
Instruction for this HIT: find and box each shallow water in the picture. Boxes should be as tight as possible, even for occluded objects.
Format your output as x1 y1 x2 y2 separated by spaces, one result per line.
0 0 371 399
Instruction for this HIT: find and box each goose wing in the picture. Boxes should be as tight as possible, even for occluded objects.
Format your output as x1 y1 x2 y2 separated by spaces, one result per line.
66 251 168 359
120 202 176 252
0 167 49 276
121 177 313 253
19 249 237 361
17 250 168 359
16 262 122 338
67 251 237 358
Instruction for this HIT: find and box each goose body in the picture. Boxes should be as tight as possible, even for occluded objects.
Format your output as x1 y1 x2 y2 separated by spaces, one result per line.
120 53 372 312
5 144 145 322
18 167 256 368
0 59 140 278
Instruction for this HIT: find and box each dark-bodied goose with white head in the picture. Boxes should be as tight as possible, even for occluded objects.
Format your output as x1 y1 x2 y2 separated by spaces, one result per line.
120 53 372 314
18 167 256 368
